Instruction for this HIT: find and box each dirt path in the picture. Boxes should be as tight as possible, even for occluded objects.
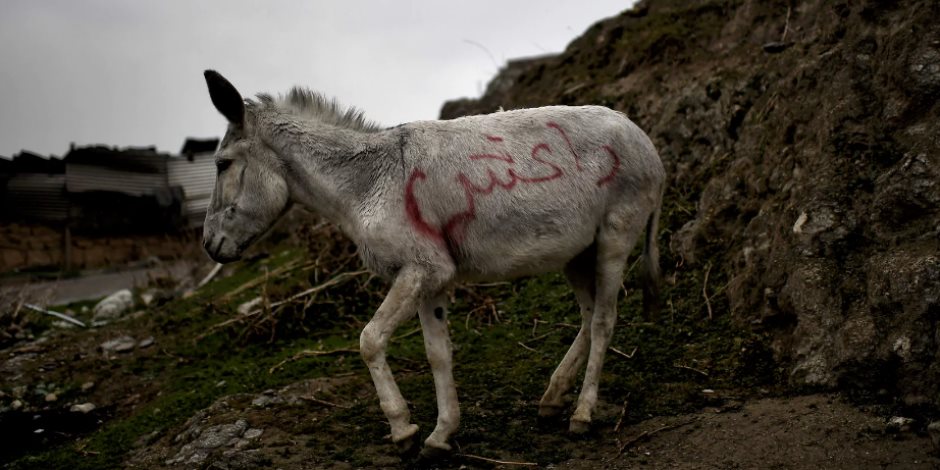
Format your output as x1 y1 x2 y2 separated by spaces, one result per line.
0 260 197 305
560 395 937 469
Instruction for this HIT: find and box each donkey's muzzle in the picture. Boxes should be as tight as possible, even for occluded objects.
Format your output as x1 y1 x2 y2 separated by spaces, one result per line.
203 233 241 263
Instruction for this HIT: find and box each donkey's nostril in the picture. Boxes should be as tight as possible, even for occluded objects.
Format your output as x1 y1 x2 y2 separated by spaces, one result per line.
214 236 227 257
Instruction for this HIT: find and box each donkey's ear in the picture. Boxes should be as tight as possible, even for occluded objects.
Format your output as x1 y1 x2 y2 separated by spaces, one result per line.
204 70 244 126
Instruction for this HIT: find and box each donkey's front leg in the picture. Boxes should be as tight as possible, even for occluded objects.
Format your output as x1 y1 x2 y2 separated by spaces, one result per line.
417 293 458 457
360 266 426 449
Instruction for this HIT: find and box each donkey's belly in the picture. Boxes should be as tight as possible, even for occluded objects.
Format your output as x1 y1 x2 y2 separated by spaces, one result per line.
453 208 599 281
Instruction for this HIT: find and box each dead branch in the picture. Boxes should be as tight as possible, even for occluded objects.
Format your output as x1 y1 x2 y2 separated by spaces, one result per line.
674 363 709 377
196 263 223 289
617 419 697 456
265 270 369 310
465 296 500 326
268 347 360 374
299 394 349 408
195 315 249 342
457 453 538 467
702 263 713 320
220 259 303 300
465 281 511 288
200 269 370 342
614 394 631 433
526 329 556 344
23 303 85 328
609 346 637 360
517 341 538 353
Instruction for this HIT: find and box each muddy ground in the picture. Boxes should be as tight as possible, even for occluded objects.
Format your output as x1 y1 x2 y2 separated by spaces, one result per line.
1 243 937 469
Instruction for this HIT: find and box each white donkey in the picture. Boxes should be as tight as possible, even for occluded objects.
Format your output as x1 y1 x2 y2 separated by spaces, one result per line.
201 70 665 457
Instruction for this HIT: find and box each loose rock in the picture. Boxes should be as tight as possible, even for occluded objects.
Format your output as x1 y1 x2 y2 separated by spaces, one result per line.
928 421 940 451
166 419 250 465
92 289 135 322
101 335 137 353
140 291 156 306
70 402 96 413
251 395 283 408
887 416 914 432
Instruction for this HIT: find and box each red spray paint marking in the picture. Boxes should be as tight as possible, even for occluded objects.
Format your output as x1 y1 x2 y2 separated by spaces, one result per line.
404 169 444 242
596 145 621 186
405 123 620 244
522 143 564 183
547 122 583 171
442 143 563 243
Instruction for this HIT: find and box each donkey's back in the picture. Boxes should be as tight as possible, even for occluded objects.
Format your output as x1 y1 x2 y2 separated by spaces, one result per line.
400 105 664 281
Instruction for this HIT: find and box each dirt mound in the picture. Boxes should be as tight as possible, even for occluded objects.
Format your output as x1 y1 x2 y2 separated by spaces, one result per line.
442 0 940 409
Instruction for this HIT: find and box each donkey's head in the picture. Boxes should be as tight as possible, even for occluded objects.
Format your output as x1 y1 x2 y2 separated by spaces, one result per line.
202 70 289 263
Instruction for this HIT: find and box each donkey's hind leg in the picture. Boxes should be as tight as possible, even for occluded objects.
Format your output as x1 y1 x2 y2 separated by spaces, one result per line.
538 243 596 417
417 292 458 457
570 209 645 433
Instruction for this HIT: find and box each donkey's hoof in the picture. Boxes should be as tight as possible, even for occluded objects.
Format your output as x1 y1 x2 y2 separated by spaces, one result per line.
393 424 420 455
569 418 591 434
418 443 452 461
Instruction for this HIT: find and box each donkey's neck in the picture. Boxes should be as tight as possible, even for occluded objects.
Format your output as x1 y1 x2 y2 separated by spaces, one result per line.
262 117 396 235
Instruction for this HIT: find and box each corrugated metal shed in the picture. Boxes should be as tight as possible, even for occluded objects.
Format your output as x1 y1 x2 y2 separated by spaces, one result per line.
65 146 168 196
167 153 216 228
3 140 219 231
4 173 68 222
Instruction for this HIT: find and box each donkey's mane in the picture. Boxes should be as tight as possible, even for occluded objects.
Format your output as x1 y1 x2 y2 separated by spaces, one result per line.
254 87 381 133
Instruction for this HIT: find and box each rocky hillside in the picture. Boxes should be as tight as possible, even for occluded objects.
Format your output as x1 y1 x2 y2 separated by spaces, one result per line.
443 0 940 407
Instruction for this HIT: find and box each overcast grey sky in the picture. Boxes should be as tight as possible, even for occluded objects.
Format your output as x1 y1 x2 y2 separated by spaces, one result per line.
0 1 636 158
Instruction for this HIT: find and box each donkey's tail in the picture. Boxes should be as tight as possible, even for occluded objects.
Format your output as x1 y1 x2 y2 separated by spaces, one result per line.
640 205 662 321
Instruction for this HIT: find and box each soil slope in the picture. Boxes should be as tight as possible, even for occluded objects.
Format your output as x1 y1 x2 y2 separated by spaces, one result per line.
443 0 940 409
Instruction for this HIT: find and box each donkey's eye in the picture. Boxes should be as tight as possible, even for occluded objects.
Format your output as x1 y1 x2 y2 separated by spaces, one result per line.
216 159 233 172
